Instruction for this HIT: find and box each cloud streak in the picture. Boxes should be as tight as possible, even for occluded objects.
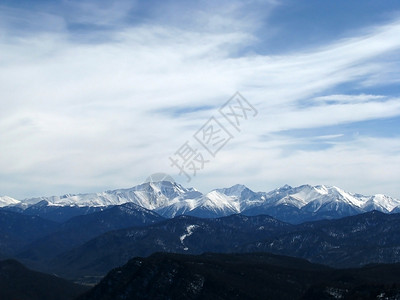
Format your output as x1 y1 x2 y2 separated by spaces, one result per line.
0 1 399 198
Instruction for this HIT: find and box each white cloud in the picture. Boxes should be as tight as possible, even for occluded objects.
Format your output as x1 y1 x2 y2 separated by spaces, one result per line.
313 94 386 103
259 98 400 132
0 2 399 198
313 134 344 140
195 135 400 198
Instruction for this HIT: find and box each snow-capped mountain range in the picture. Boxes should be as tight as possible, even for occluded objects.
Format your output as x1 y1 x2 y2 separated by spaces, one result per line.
1 181 400 223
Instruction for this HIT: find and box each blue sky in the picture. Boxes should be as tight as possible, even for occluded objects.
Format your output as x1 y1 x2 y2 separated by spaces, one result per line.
0 0 399 199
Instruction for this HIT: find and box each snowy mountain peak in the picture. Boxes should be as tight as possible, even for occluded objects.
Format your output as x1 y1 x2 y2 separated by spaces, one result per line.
135 181 188 194
362 194 400 213
313 185 329 194
270 184 293 196
0 196 21 207
110 181 191 210
262 184 399 213
281 184 292 189
216 184 252 198
199 190 241 214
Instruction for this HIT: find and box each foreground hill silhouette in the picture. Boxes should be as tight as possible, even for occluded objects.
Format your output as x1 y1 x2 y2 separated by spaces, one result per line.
77 252 400 300
0 259 87 300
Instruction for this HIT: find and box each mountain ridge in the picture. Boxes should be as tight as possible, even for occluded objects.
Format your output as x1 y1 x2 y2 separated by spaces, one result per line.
46 211 400 282
2 182 400 224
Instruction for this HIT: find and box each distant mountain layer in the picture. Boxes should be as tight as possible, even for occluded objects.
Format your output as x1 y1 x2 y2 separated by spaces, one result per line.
77 252 400 300
0 211 58 255
0 259 86 300
17 203 164 269
48 214 289 279
46 211 400 281
2 181 400 224
1 203 400 286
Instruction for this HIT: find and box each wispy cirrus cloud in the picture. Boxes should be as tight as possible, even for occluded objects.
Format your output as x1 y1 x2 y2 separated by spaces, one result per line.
313 94 386 104
0 0 399 198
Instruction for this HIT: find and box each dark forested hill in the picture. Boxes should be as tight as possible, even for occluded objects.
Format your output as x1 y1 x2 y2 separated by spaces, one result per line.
0 259 87 300
77 252 400 300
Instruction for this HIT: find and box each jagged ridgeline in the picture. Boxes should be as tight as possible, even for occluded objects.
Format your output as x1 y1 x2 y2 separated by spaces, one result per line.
2 181 399 224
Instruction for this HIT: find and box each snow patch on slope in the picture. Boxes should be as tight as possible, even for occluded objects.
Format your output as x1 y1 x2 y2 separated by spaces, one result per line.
180 225 198 251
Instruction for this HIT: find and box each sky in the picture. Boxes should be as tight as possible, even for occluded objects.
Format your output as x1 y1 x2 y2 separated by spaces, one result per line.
0 0 400 199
